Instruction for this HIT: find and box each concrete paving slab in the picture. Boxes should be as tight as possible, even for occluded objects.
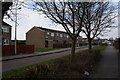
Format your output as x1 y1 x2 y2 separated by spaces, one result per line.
90 46 118 78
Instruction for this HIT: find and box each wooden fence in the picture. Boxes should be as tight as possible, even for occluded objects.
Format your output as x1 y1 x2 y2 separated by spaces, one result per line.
2 45 34 55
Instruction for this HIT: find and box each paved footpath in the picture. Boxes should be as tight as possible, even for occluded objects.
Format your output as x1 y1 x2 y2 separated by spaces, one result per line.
2 46 87 61
90 46 118 78
2 47 88 72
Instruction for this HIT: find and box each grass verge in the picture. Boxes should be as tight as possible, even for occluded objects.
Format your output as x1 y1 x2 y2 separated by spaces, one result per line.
2 46 107 78
92 46 106 52
35 48 61 52
3 48 62 56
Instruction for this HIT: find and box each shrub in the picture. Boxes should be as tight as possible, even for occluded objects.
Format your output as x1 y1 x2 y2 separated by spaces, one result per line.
24 50 101 78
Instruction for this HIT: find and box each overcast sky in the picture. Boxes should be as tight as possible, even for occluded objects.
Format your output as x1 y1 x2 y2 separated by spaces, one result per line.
3 0 119 40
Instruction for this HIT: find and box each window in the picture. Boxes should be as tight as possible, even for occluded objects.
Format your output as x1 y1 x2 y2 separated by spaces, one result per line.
67 35 69 38
60 34 63 37
51 33 54 37
4 39 9 45
64 34 67 37
2 27 9 33
77 40 79 43
47 32 50 35
57 33 59 36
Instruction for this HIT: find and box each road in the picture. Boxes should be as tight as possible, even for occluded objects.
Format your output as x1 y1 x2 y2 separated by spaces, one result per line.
3 47 88 72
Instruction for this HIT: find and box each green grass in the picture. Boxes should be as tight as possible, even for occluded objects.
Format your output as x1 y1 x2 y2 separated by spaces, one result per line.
3 46 107 78
35 48 61 52
2 56 70 78
2 60 53 78
92 46 107 52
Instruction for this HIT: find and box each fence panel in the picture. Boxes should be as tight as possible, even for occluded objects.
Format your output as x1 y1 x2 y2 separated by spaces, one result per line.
2 45 34 55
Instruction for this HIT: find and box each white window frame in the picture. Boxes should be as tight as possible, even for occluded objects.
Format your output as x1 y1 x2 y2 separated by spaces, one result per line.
67 35 69 38
60 34 63 37
57 33 59 36
47 32 50 35
4 39 9 45
2 27 9 33
51 33 54 37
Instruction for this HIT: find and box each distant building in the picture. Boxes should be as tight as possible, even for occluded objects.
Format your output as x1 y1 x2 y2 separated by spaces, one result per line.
81 38 88 46
81 38 111 46
100 39 112 45
26 26 82 48
2 21 12 45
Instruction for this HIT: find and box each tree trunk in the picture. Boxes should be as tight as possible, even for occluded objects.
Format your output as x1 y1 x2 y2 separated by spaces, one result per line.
88 39 92 53
71 39 76 62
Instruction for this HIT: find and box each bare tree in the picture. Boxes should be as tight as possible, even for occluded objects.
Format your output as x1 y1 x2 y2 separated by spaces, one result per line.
2 2 12 20
3 1 24 23
82 2 116 52
32 1 86 61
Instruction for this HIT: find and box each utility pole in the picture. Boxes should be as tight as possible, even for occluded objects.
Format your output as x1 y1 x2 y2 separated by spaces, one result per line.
15 0 18 55
118 1 120 53
14 0 21 55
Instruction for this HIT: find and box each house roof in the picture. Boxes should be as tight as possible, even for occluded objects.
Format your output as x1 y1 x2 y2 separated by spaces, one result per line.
27 26 82 38
38 27 82 37
37 27 67 34
2 21 12 27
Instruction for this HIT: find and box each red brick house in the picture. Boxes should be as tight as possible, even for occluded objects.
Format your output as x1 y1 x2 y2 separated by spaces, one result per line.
2 21 12 45
26 26 82 48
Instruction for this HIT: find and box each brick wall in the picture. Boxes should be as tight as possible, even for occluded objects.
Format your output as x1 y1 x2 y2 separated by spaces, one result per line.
26 27 82 48
26 27 45 48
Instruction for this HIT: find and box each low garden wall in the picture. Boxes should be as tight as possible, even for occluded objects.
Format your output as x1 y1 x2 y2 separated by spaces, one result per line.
2 45 34 55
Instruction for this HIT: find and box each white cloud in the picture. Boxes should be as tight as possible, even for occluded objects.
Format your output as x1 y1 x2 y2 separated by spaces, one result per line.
99 27 118 39
3 3 118 40
4 7 64 40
